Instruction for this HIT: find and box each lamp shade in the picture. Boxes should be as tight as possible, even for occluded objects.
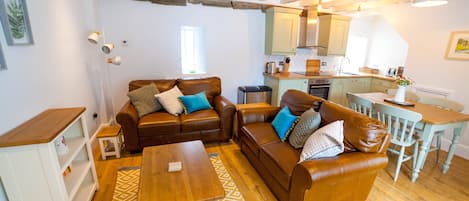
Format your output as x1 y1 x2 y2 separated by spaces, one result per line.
102 43 115 54
87 32 100 44
412 0 448 7
107 56 122 65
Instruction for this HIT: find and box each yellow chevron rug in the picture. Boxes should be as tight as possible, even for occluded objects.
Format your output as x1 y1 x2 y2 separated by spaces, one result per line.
112 153 244 201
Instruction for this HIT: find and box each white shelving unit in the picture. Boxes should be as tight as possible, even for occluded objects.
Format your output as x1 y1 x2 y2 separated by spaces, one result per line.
0 107 98 201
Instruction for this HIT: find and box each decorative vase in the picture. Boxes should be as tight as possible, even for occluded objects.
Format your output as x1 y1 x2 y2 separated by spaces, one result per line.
394 85 406 103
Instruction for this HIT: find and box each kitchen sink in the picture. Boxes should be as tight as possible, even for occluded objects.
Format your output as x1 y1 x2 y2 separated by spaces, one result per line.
339 72 360 75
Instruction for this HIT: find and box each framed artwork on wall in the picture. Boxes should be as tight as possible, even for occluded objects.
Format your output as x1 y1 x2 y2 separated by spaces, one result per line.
0 0 33 45
445 31 469 60
0 42 6 70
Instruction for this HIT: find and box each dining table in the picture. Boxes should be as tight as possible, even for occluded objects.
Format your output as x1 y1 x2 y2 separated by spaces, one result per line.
351 92 469 182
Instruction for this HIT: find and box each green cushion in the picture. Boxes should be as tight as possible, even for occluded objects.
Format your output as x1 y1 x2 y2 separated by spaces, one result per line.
127 83 161 117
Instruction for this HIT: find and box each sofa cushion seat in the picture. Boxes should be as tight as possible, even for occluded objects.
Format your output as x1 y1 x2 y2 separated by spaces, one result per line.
180 109 220 132
138 112 180 136
259 142 300 190
241 122 280 156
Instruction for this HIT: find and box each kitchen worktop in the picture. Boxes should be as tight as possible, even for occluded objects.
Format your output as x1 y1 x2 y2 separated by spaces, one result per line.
263 71 396 81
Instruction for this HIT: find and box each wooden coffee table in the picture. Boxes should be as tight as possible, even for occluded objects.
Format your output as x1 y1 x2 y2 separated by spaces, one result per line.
138 140 225 201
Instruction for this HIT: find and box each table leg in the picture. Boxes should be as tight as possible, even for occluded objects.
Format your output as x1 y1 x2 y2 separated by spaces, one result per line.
411 123 435 182
442 123 466 174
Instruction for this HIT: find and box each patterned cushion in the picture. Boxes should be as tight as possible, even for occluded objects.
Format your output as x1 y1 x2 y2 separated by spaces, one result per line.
154 86 184 116
127 83 161 117
272 107 299 141
288 108 321 148
299 120 344 162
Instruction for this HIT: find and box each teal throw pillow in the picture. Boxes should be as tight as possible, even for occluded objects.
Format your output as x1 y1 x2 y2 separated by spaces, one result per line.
272 107 299 141
178 91 212 114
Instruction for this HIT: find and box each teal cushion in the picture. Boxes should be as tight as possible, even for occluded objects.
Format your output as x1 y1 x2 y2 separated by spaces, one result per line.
178 91 212 114
272 107 299 141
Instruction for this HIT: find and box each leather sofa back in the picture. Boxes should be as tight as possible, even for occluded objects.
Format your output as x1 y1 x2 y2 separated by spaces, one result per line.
129 80 177 92
178 77 221 105
128 77 221 105
319 101 388 153
280 90 323 116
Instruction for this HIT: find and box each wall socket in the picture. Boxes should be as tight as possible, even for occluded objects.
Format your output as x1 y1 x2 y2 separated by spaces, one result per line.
321 62 327 66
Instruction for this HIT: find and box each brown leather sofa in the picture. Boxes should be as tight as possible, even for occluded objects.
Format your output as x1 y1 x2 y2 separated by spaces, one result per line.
117 77 235 152
237 90 391 201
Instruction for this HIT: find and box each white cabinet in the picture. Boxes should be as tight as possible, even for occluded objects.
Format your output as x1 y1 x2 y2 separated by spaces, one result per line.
265 75 308 106
0 108 98 201
318 15 351 56
265 7 302 55
329 78 371 106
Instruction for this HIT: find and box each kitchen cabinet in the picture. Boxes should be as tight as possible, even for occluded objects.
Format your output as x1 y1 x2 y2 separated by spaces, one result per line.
370 78 397 92
329 78 371 106
0 108 98 201
318 15 351 56
265 7 302 55
265 76 308 106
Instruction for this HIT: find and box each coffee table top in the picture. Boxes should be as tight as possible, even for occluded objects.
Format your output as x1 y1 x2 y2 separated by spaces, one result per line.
138 140 225 201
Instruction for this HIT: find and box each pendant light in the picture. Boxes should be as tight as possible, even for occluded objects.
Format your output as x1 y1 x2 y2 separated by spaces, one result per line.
412 0 448 7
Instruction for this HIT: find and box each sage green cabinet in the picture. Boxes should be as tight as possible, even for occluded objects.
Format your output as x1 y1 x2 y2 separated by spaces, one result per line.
329 78 371 106
265 76 308 106
265 7 302 55
370 78 397 92
318 15 351 56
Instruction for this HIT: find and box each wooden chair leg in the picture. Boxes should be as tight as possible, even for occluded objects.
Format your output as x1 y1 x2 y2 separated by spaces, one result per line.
394 146 406 182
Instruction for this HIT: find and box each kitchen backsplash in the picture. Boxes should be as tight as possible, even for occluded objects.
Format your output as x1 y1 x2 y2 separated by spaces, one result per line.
264 48 343 72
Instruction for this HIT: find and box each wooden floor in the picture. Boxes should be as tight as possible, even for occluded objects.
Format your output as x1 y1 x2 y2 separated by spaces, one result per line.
91 141 469 201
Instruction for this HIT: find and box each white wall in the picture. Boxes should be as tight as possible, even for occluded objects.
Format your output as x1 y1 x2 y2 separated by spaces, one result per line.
99 1 266 108
373 0 469 158
346 15 408 74
0 0 105 135
366 16 408 72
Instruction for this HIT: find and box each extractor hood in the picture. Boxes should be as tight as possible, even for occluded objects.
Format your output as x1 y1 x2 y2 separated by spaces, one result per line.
298 8 319 48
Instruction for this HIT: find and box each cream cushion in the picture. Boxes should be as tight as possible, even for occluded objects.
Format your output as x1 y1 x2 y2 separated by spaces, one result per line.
299 120 344 162
154 86 184 116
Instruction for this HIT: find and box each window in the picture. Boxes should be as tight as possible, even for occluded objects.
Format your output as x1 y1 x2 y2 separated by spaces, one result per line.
180 26 206 74
345 36 368 72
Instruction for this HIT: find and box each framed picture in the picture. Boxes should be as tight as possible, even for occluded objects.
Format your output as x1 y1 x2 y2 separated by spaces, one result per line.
445 31 469 60
0 0 33 45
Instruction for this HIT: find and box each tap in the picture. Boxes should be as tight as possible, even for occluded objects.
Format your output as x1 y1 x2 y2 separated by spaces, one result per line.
338 57 350 73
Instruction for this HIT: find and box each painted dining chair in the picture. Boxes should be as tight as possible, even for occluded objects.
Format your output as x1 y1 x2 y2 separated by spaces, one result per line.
417 95 465 166
374 102 423 182
346 92 374 117
387 88 420 102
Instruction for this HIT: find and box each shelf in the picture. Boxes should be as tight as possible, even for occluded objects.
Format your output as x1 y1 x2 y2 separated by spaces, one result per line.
64 160 91 199
58 137 86 172
72 180 97 201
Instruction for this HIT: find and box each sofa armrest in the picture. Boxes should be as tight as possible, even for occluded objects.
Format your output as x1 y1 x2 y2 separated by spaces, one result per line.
289 152 388 201
214 96 236 141
237 107 280 128
116 101 140 152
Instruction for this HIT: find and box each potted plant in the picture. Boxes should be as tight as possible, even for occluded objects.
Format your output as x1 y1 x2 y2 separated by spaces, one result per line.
394 76 414 103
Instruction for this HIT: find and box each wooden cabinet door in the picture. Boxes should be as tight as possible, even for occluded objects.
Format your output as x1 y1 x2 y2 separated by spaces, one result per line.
265 7 301 55
272 12 299 54
328 18 350 55
329 79 345 105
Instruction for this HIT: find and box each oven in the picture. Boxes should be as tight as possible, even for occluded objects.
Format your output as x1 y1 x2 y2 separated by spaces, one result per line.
308 78 331 100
